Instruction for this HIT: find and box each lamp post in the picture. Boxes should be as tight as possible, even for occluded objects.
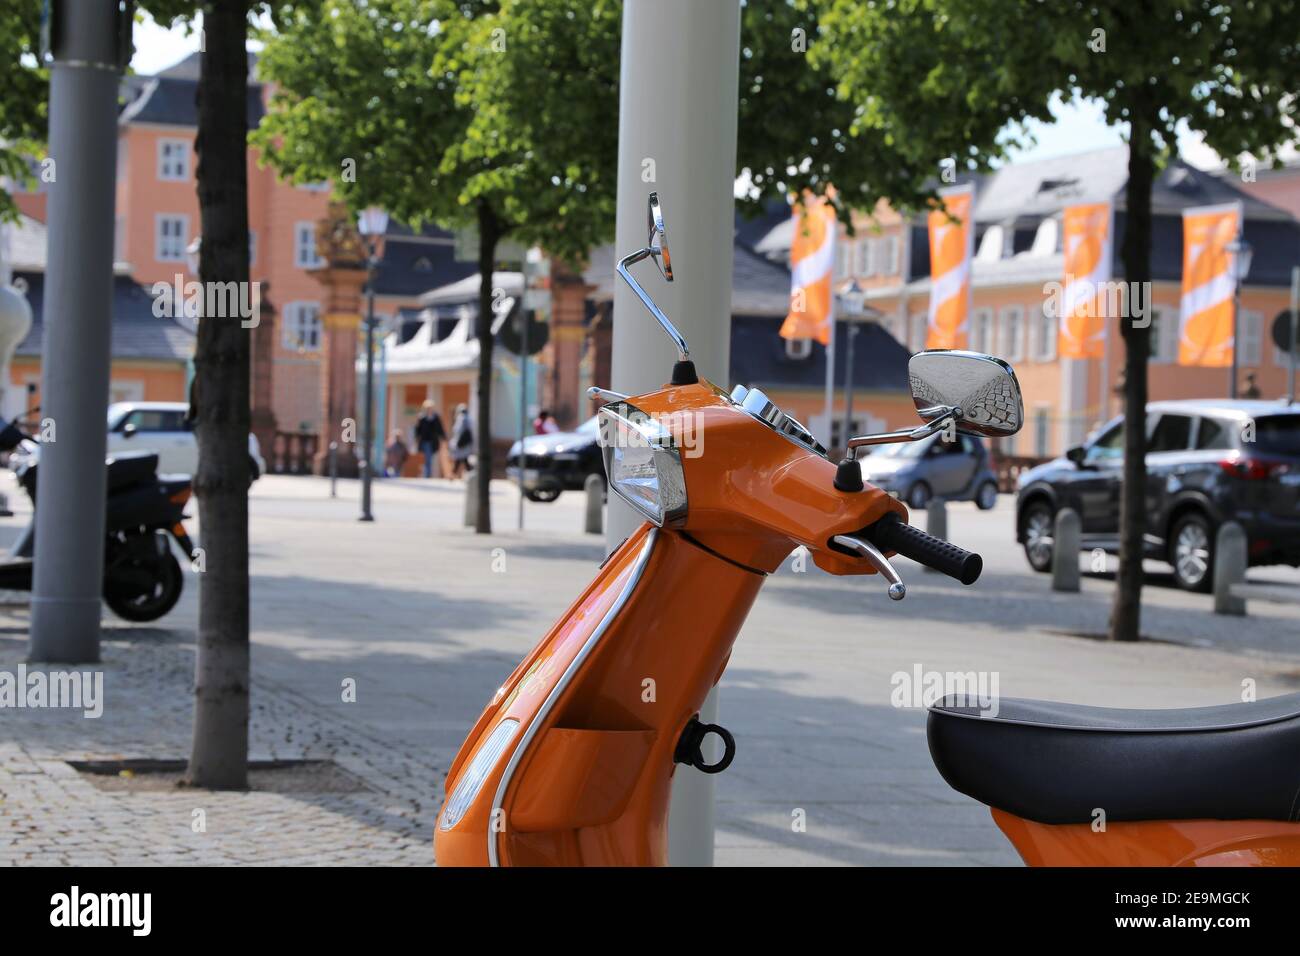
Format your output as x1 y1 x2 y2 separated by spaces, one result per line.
357 207 389 522
837 281 873 451
1226 237 1254 400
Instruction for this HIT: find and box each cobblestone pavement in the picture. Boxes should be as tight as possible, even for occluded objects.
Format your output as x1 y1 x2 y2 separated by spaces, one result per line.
2 474 1298 866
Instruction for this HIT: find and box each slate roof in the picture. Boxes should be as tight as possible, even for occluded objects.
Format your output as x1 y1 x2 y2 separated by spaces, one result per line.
12 272 194 362
119 75 265 128
375 227 477 298
730 316 910 394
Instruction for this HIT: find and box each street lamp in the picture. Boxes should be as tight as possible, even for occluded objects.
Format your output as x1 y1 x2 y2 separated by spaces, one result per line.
357 206 389 522
1226 237 1254 400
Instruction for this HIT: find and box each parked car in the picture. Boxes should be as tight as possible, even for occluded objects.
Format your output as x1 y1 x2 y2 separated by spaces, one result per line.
857 431 1000 510
9 401 267 483
506 416 603 502
1015 399 1300 591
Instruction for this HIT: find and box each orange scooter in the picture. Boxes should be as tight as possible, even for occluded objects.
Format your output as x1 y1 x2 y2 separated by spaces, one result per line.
434 192 1300 867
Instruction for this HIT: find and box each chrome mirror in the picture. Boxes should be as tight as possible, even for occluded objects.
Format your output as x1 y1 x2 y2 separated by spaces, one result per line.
847 350 1023 453
909 350 1023 437
648 193 672 281
615 191 689 360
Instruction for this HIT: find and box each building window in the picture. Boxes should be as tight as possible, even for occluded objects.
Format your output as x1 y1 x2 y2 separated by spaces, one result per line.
249 231 257 267
886 235 901 275
853 239 870 277
834 240 851 280
1034 407 1050 457
114 216 125 263
295 221 323 269
998 306 1025 362
157 138 190 181
1150 307 1178 364
1032 304 1057 361
1239 310 1262 366
155 214 189 262
785 336 813 360
969 308 994 354
283 301 323 351
910 313 928 352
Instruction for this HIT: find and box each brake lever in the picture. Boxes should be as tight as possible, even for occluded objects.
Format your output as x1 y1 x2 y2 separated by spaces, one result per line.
830 534 907 601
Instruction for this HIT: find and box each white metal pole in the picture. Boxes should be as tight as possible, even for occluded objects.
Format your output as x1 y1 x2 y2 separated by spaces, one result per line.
1288 265 1298 406
606 0 741 867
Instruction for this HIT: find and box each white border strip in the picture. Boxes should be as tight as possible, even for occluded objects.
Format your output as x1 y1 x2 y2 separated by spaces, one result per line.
487 529 658 866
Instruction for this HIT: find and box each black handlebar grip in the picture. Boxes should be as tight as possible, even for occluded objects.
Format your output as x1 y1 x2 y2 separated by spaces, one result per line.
865 512 983 585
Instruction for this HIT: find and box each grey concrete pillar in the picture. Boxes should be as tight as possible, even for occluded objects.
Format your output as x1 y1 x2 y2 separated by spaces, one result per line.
923 499 946 572
1213 521 1247 616
583 473 604 535
29 3 129 662
605 0 742 869
1051 508 1081 592
463 470 477 527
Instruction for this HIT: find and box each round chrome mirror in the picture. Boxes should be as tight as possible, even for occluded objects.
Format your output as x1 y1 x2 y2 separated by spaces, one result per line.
647 192 672 282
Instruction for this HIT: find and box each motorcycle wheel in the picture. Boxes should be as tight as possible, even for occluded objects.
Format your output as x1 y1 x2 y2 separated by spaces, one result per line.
103 531 184 622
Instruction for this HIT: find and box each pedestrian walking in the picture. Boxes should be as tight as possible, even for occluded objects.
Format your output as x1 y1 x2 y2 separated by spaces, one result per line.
413 400 446 478
450 404 473 479
384 430 409 477
534 408 559 435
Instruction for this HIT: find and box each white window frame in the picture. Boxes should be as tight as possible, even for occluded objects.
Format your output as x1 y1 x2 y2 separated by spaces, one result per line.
155 213 189 263
853 238 870 277
910 313 928 352
282 301 323 352
157 138 190 182
1239 309 1263 367
886 235 901 275
1150 307 1179 364
969 307 994 354
834 240 851 280
785 336 813 360
295 221 323 269
998 305 1025 362
1032 304 1057 362
249 231 257 268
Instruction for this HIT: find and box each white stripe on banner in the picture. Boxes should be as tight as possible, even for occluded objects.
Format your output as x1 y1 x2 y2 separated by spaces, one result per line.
1180 272 1236 320
791 228 834 289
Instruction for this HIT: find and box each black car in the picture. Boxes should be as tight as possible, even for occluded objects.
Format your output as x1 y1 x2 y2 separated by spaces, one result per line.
505 416 603 502
1015 400 1300 591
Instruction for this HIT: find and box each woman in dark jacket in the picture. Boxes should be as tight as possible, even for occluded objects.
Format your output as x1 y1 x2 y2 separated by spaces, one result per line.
413 400 446 478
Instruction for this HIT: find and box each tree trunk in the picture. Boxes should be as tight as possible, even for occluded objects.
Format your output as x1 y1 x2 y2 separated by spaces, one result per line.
473 200 501 534
187 1 252 788
1107 108 1154 643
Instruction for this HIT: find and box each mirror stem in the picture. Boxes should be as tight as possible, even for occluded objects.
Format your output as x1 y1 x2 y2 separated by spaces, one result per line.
845 407 960 457
615 248 690 360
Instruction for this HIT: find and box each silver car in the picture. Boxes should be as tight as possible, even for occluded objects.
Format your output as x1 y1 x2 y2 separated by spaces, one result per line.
856 432 1000 510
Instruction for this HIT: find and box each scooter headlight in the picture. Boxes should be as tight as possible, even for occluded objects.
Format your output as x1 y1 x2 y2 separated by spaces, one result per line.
438 718 519 831
597 401 688 527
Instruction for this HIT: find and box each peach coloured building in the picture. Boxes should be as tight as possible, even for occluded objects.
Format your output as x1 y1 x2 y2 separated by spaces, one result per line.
745 147 1300 459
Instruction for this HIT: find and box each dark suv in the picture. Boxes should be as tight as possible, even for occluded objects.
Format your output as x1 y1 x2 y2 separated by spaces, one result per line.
1015 400 1300 591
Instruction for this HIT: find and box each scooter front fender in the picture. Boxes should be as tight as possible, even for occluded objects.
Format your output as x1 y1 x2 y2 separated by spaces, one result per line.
435 522 764 866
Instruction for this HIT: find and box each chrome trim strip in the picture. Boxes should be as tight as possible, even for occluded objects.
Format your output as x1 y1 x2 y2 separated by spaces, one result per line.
487 528 658 866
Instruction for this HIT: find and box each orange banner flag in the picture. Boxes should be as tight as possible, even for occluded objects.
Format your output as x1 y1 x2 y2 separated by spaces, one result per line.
1178 202 1242 367
1058 203 1112 360
925 184 975 350
779 195 837 346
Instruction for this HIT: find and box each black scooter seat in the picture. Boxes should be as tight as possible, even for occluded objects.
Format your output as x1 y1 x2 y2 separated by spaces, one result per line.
927 693 1300 824
106 452 159 493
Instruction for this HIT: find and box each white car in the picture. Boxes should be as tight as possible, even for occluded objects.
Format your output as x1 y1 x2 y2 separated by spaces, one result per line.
9 402 267 480
106 402 267 479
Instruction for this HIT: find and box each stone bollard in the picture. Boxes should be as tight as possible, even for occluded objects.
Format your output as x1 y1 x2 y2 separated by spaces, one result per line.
584 473 605 535
1213 521 1247 616
328 441 338 498
923 498 946 573
463 470 477 528
1052 507 1081 592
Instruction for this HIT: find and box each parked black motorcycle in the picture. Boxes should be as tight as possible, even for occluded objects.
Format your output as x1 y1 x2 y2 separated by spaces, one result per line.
0 418 194 621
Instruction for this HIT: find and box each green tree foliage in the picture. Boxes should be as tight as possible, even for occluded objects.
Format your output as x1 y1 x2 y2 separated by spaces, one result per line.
812 0 1300 640
0 2 46 221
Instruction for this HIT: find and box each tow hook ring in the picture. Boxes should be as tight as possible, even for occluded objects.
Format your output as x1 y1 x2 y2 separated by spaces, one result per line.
673 715 735 774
